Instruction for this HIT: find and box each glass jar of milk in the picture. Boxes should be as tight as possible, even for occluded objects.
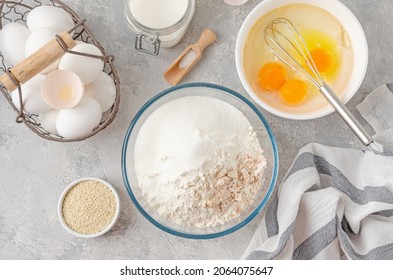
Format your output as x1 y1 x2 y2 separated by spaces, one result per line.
124 0 196 55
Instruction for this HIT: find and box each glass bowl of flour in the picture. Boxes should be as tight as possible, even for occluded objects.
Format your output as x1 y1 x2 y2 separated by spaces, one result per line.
122 83 278 238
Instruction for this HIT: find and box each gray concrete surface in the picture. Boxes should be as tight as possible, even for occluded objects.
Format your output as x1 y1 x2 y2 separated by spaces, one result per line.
0 0 391 259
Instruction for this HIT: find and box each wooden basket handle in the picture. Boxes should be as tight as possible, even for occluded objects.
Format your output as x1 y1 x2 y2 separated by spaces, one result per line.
0 32 76 92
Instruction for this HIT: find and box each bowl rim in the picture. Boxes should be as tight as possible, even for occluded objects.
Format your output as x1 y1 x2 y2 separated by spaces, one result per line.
57 177 121 238
235 0 369 120
121 82 279 239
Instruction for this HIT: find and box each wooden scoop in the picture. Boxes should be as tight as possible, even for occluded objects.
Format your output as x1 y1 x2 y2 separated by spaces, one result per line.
164 29 217 85
0 32 76 92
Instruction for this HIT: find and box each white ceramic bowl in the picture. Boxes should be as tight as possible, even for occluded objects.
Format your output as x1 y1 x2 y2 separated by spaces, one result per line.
58 177 121 238
235 0 368 120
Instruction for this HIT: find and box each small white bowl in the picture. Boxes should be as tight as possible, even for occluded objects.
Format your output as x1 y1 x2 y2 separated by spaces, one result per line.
235 0 368 120
58 177 121 238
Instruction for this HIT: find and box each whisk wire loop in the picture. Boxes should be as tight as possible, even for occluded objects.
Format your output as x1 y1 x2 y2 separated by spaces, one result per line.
264 18 324 87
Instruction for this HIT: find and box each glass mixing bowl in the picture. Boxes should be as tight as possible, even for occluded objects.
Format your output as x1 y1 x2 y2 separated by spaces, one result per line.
121 83 279 239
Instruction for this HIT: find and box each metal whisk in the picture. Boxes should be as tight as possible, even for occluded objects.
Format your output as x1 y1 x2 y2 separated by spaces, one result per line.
264 18 379 152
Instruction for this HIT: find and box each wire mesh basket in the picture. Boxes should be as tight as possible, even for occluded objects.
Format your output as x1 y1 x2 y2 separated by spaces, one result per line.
0 0 120 142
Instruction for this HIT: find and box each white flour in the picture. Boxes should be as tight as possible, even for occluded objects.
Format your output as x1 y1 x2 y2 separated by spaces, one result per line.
179 50 196 68
129 0 188 29
134 96 266 227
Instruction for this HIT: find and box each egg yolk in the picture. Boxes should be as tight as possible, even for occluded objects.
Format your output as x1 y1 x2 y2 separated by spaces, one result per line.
310 47 332 74
279 79 308 106
258 62 286 91
302 29 340 81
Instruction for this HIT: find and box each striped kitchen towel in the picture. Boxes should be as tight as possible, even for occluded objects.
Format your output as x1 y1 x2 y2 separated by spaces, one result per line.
243 84 393 260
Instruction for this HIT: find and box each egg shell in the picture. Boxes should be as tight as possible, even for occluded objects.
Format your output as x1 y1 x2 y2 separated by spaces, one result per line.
39 109 59 134
25 28 60 74
224 0 248 5
84 72 116 112
0 22 30 66
12 75 52 114
56 97 102 139
41 70 85 110
59 43 104 85
27 6 74 33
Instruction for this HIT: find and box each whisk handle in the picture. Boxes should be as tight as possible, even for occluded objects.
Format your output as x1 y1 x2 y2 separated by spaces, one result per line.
320 84 374 147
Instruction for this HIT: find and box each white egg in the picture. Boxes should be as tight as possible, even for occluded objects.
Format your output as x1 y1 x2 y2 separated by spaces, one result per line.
0 22 30 66
27 6 74 33
84 72 116 112
59 43 104 85
56 97 102 138
25 28 60 74
12 75 51 114
39 109 59 134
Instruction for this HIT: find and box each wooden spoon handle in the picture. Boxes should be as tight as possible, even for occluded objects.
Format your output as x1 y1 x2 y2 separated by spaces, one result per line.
193 29 217 53
0 32 76 92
